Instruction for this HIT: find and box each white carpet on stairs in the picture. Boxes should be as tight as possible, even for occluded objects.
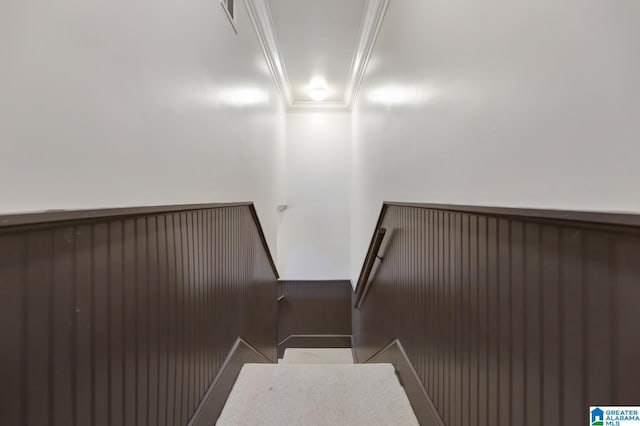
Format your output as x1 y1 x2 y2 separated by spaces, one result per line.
216 363 419 426
280 348 354 364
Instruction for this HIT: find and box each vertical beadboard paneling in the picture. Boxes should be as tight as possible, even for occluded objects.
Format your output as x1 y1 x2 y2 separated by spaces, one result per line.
135 217 149 426
584 231 614 406
510 221 526 426
541 225 561 426
109 220 125 426
53 227 74 426
123 218 137 426
468 215 479 426
164 214 177 426
353 204 640 425
486 217 498 426
156 215 168 426
93 223 109 426
277 280 352 345
477 215 488 426
615 235 640 404
147 216 159 426
26 231 52 426
0 234 24 425
461 214 470 426
75 225 93 426
0 204 277 426
560 226 584 425
497 219 510 426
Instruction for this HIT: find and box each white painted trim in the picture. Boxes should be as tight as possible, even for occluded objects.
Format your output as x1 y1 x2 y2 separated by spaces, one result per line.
221 0 239 35
288 102 351 113
244 0 388 111
243 0 293 106
344 0 390 108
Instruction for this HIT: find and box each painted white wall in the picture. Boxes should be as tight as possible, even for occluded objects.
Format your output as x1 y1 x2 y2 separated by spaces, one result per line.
278 112 351 280
351 0 640 282
0 0 286 254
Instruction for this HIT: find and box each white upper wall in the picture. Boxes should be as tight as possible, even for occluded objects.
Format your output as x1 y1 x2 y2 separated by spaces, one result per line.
0 0 286 254
351 0 640 281
4 0 639 282
278 112 351 280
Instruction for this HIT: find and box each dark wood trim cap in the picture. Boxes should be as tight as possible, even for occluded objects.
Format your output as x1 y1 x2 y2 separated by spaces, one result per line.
385 201 640 228
188 337 274 426
0 201 279 278
365 339 443 426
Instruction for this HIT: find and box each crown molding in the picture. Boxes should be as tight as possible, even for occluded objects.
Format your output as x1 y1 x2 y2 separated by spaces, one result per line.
344 0 389 108
244 0 293 106
288 102 351 112
245 0 388 112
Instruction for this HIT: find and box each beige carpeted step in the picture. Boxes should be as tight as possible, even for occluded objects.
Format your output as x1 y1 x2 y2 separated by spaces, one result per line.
216 363 419 426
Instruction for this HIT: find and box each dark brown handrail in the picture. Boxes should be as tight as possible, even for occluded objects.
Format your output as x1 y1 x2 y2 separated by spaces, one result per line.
354 227 386 308
354 204 388 298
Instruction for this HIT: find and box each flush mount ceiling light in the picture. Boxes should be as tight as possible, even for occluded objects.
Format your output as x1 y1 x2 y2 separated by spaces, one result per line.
307 78 329 102
309 87 328 101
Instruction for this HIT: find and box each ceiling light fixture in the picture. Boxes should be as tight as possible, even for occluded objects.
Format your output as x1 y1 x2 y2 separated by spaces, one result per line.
308 78 329 102
309 87 328 102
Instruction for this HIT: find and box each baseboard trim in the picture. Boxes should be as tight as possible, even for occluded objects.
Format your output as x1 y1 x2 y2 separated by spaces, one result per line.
365 339 444 426
188 337 273 426
277 334 352 358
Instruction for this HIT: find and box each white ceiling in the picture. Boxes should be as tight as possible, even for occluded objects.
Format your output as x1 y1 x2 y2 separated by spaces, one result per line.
245 0 389 111
267 0 367 104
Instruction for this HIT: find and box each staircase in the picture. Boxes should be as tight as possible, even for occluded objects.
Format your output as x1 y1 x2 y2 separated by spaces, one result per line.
216 349 419 425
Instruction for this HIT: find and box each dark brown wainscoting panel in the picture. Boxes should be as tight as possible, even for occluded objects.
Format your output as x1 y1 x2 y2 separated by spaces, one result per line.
277 335 353 358
0 203 277 426
352 203 640 426
277 280 352 356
